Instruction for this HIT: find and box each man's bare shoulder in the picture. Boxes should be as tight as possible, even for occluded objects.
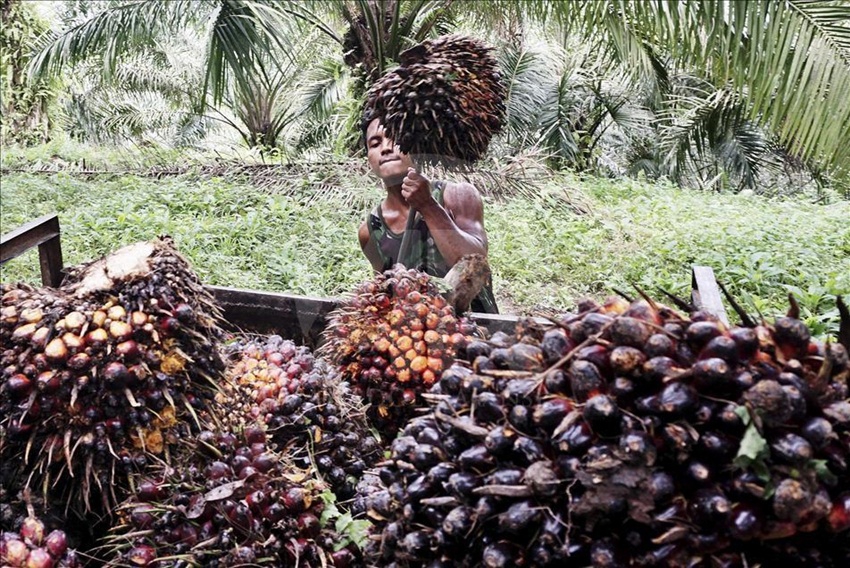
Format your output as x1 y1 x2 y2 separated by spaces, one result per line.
358 220 370 248
442 180 483 208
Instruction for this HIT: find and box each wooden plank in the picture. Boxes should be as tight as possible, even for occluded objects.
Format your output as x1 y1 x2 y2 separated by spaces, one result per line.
1 213 64 287
691 265 729 326
208 286 338 347
208 285 540 346
1 213 61 263
38 236 64 287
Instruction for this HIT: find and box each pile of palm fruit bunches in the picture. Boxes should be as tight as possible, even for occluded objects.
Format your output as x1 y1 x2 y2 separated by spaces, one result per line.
3 238 850 567
357 296 850 567
363 34 505 164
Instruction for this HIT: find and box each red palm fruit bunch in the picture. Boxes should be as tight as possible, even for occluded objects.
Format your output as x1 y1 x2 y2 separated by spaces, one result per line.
102 426 360 568
217 335 383 500
0 514 81 568
363 34 505 166
0 239 225 513
319 265 475 438
356 295 850 567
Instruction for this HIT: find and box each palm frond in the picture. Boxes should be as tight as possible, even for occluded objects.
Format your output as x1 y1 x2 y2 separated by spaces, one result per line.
497 43 551 145
409 0 455 42
103 94 179 136
173 113 210 147
296 57 352 120
658 87 772 189
203 0 272 108
524 0 850 177
536 71 580 167
27 0 197 80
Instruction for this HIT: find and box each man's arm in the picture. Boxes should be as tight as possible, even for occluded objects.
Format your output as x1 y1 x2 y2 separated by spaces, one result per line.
402 170 487 268
359 220 384 273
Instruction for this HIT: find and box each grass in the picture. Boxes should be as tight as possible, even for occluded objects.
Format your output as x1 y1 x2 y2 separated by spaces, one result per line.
1 158 848 339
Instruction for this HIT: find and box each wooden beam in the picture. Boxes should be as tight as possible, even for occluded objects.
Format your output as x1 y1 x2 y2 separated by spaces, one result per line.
207 285 542 347
1 213 64 287
691 265 729 326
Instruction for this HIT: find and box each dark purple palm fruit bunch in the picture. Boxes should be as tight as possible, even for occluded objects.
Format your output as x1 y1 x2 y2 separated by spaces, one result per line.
0 511 82 568
354 294 850 567
363 34 505 166
217 335 383 500
0 238 225 514
318 265 476 440
102 425 362 568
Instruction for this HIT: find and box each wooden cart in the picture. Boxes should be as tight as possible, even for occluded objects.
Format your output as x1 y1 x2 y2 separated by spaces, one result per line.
1 213 729 344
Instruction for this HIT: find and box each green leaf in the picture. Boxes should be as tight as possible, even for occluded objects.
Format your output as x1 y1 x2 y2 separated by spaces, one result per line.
333 513 372 550
318 490 341 526
736 420 768 463
733 403 752 425
811 459 839 486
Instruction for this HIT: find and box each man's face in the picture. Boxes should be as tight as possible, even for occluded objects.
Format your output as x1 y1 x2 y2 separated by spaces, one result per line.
366 119 414 183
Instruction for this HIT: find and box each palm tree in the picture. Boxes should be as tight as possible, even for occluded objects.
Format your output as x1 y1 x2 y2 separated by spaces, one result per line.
523 0 850 184
28 0 303 146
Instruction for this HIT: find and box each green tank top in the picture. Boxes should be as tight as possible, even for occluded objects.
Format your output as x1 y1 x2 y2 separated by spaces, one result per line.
366 181 499 314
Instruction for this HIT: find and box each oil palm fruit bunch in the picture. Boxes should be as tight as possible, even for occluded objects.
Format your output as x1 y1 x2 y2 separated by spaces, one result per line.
0 238 225 513
356 295 850 567
363 34 505 166
103 426 360 568
0 513 81 567
218 335 383 500
319 265 474 439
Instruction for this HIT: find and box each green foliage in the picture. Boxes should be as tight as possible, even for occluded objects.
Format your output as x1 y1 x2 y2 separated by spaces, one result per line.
16 0 850 198
1 164 847 340
534 0 850 183
0 0 60 145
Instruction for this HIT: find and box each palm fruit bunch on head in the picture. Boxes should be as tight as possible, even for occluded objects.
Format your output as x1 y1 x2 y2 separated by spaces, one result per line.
103 425 361 568
355 294 850 567
363 34 505 166
217 335 383 500
0 238 225 514
0 512 81 568
319 265 475 439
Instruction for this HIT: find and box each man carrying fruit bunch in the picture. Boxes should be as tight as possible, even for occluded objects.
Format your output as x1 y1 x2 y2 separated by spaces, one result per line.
357 115 499 314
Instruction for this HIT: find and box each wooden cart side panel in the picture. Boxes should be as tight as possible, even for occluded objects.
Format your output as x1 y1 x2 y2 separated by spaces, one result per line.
208 286 338 346
0 213 64 287
208 286 529 347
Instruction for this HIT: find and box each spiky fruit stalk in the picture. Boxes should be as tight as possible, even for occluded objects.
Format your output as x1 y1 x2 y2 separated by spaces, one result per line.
103 428 360 567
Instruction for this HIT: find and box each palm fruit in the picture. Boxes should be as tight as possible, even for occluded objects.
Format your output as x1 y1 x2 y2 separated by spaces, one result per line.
342 10 393 80
318 265 475 438
0 513 81 567
0 238 225 514
355 295 850 567
102 426 361 567
217 335 383 499
363 34 505 166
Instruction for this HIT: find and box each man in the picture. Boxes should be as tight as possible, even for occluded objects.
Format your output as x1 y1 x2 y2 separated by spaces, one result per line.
358 117 498 313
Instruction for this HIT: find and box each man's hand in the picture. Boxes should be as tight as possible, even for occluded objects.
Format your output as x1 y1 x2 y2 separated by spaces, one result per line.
401 168 436 211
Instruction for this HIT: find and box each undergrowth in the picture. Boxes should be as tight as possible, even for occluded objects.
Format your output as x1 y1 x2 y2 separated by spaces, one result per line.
1 165 848 339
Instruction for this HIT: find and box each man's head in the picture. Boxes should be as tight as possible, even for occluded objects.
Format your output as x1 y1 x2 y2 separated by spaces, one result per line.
364 117 414 184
